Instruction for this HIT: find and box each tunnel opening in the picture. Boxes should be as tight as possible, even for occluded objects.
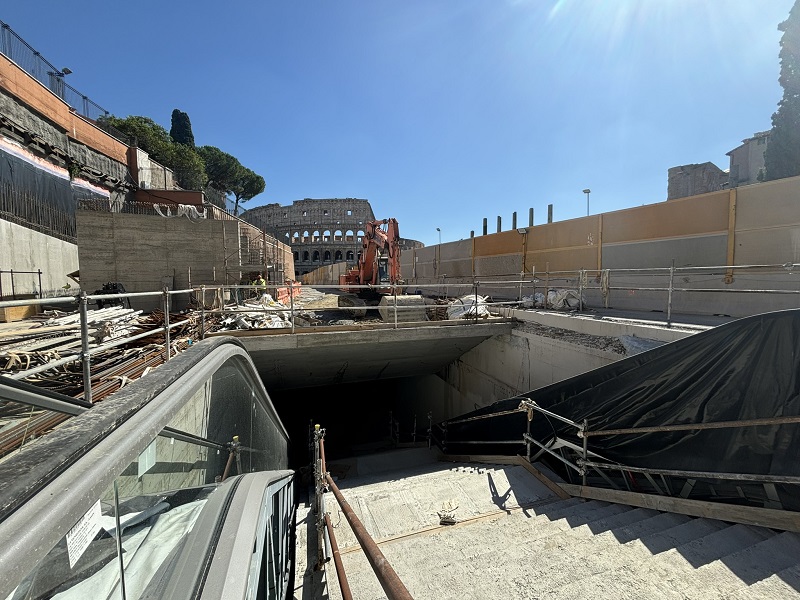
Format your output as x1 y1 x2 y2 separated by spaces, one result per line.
269 374 448 471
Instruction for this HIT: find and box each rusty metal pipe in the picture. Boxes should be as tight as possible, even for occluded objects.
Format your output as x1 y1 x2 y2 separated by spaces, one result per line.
320 436 327 474
324 512 353 600
324 472 413 600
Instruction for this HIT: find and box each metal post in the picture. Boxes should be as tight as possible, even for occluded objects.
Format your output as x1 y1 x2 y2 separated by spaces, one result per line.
163 287 171 360
393 284 398 329
79 292 92 403
512 211 517 230
37 269 43 299
10 269 15 300
529 207 534 227
290 283 295 334
581 419 588 486
474 281 479 324
482 218 487 236
578 269 584 313
200 286 206 340
545 263 550 308
427 412 433 448
412 414 417 443
497 215 502 233
667 259 675 328
113 481 128 600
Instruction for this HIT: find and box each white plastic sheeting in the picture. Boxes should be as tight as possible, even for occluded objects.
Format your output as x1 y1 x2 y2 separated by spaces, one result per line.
447 295 490 320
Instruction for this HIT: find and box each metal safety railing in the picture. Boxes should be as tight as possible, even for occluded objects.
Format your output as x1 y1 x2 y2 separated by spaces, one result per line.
417 261 800 326
0 287 194 402
439 397 800 501
0 20 111 121
313 426 414 600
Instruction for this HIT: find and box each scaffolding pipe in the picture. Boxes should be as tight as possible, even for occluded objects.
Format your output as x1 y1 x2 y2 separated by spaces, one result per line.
584 414 800 437
320 438 413 600
324 513 353 600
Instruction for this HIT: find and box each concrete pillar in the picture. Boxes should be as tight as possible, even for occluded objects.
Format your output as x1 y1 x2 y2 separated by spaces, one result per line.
497 216 502 233
512 212 517 230
529 208 534 227
547 204 553 224
482 218 487 236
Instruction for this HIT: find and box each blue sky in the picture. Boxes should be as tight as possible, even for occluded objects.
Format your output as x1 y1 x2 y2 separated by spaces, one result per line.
2 1 793 246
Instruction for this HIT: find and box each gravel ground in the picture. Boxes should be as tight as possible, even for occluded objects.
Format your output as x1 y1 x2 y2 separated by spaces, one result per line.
515 320 627 354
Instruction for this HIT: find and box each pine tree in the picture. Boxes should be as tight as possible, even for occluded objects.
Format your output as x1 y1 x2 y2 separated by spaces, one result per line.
169 109 195 148
764 1 800 181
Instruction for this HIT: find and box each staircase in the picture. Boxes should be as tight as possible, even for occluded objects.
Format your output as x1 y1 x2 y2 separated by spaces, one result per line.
314 453 800 599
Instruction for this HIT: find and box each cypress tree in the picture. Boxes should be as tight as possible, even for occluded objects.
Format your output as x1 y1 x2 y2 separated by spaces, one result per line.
764 1 800 181
169 109 196 148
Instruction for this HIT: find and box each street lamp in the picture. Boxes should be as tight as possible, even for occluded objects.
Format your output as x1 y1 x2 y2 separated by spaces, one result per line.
436 227 441 246
583 189 591 216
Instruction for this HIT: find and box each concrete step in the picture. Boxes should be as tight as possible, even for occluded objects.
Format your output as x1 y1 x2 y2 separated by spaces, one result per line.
548 522 772 599
726 563 800 600
682 530 800 599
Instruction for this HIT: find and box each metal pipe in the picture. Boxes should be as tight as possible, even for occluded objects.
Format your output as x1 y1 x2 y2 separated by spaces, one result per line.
200 286 206 340
579 460 800 485
113 481 128 600
581 419 588 486
667 259 675 327
578 269 583 313
393 284 398 330
523 433 582 473
163 287 170 361
79 292 92 403
325 472 414 600
0 296 76 309
37 269 42 299
324 513 353 600
519 399 582 429
584 414 800 437
445 407 525 426
10 268 15 300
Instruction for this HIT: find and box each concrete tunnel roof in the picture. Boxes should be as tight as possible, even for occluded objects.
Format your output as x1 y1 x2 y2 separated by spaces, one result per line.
226 321 515 390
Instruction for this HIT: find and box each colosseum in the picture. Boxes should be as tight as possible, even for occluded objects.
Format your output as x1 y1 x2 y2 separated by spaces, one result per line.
243 198 424 278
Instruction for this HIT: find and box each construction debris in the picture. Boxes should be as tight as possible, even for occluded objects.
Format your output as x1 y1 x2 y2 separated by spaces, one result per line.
446 295 491 320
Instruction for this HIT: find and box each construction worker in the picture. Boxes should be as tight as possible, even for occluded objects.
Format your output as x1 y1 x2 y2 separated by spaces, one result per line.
251 272 266 298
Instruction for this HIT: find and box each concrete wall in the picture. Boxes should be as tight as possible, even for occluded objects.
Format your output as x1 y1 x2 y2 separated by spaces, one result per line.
301 261 349 285
402 178 800 317
0 219 79 297
77 210 238 311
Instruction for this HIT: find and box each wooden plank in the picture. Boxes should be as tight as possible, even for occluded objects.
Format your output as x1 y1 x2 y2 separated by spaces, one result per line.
559 483 800 533
0 304 40 323
515 456 570 500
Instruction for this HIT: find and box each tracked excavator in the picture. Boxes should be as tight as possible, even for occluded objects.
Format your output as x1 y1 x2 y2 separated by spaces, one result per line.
338 218 426 321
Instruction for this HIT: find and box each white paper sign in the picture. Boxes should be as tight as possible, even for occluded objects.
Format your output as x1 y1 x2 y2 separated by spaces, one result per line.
138 439 156 477
66 500 102 568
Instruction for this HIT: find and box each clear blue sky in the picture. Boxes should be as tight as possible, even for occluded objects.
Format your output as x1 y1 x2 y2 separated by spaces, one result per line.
2 1 793 246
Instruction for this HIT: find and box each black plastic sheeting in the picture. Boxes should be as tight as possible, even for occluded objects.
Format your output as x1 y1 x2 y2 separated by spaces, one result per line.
436 310 800 479
0 148 106 216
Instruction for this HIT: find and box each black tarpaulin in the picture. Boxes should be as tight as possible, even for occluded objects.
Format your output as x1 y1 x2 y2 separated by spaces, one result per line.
438 310 800 478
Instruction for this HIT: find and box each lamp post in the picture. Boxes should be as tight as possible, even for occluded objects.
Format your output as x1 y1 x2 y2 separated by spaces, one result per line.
436 227 441 246
583 189 591 216
436 228 441 277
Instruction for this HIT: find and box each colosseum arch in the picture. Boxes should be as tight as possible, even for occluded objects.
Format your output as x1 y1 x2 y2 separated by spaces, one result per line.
357 230 365 242
345 230 355 242
303 251 310 261
324 250 331 261
323 230 331 242
334 230 343 241
312 230 320 242
346 250 354 261
335 250 343 261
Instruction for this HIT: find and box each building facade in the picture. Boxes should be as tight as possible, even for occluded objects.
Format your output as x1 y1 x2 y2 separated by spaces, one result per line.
727 131 770 187
242 198 376 277
667 162 728 200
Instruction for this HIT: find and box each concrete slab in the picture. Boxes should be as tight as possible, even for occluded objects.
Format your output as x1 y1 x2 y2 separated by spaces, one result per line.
241 321 514 390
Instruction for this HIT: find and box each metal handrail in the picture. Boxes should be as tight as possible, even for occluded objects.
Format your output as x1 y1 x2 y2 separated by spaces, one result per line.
314 432 413 600
578 460 800 486
584 415 800 437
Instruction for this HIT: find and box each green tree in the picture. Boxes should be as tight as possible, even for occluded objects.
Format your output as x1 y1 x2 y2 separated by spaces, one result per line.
764 0 800 181
169 109 195 147
169 143 207 190
230 166 266 216
197 145 240 191
98 115 206 190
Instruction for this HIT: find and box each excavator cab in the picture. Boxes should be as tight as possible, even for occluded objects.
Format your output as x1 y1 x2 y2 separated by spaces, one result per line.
377 255 391 285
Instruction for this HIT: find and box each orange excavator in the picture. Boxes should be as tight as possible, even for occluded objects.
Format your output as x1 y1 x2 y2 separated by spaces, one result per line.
338 218 426 321
339 218 402 295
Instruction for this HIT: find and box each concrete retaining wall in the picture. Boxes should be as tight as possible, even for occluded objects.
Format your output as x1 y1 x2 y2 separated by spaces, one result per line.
0 219 79 297
401 179 800 317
